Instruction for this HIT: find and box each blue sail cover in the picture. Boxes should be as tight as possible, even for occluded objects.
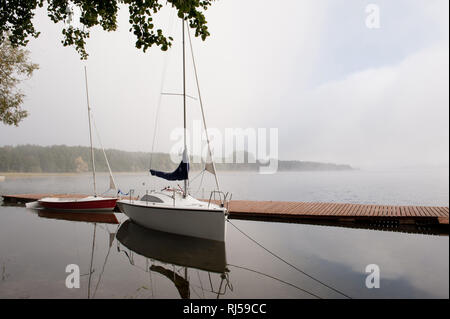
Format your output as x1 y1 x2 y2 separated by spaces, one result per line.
150 150 189 181
150 160 189 181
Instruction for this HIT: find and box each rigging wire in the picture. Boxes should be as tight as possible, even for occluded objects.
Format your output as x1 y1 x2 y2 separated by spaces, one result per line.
92 228 114 298
187 169 206 196
208 272 214 292
186 21 220 192
190 285 203 299
216 277 224 299
149 10 176 171
91 114 118 193
193 170 206 196
84 66 97 196
87 223 97 299
197 270 205 298
227 220 352 299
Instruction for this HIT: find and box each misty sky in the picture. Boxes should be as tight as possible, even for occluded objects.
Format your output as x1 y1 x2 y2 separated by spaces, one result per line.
0 0 448 169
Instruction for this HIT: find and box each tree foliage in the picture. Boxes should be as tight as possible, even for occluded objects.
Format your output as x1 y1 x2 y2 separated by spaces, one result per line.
0 0 215 59
0 39 39 126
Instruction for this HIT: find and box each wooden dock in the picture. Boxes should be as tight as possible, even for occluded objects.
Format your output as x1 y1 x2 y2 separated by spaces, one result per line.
224 200 448 235
2 193 448 235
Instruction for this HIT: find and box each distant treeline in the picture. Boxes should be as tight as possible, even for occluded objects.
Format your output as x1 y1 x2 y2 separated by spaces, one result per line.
0 145 352 173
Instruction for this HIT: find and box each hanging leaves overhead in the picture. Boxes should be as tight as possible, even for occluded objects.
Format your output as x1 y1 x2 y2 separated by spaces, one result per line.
0 0 215 59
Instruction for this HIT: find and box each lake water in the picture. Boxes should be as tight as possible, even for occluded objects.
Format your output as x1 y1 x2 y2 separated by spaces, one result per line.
0 168 448 299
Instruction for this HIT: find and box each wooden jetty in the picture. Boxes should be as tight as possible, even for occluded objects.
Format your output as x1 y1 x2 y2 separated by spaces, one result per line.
223 200 448 235
2 193 448 235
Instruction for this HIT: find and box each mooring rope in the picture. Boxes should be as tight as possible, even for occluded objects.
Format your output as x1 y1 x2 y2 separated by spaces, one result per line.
227 220 352 299
228 264 322 299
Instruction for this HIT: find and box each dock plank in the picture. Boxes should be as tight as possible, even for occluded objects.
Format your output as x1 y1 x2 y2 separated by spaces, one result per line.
2 194 448 229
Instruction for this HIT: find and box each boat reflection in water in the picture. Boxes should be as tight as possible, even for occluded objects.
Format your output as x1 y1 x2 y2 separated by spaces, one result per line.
116 220 231 299
27 207 117 298
36 210 119 224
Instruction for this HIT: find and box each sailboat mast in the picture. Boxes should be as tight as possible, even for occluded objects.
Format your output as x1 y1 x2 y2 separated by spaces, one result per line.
185 22 221 192
84 66 97 197
182 17 187 197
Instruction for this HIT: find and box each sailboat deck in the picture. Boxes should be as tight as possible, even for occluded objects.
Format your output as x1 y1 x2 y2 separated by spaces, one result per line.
2 193 448 234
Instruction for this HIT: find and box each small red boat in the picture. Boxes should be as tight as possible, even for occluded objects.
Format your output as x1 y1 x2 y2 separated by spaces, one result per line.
34 68 119 214
38 196 117 212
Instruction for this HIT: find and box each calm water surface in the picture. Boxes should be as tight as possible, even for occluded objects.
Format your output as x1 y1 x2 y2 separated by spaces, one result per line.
0 168 448 298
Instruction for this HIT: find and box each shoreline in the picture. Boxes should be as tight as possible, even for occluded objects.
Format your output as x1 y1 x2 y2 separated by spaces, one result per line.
0 172 145 179
0 169 356 179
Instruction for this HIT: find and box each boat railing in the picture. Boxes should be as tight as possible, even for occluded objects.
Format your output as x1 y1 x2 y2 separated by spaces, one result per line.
208 190 232 212
129 189 135 203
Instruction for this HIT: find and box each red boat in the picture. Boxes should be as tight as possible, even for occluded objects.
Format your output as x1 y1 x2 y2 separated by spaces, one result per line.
38 196 117 212
34 68 119 214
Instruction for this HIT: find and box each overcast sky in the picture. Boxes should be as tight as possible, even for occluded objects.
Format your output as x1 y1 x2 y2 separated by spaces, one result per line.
0 0 448 169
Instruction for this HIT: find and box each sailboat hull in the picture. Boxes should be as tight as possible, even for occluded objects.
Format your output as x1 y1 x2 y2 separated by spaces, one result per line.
117 200 226 242
38 197 117 212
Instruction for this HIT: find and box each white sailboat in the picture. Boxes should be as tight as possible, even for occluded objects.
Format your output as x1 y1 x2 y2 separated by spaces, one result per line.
117 18 229 242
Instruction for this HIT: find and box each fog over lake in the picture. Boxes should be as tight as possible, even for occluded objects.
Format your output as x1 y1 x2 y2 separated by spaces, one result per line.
0 0 448 170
